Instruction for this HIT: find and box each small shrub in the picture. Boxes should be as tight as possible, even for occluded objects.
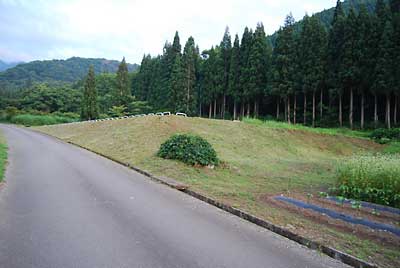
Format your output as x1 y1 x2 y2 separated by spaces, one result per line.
158 134 219 166
335 154 400 208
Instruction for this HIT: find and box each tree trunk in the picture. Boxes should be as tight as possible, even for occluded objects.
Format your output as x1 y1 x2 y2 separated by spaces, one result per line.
254 100 257 119
276 99 280 120
284 98 287 123
374 94 378 128
287 96 291 124
312 91 316 128
394 96 398 126
320 89 323 119
240 103 244 118
213 99 217 119
339 94 343 127
246 103 250 118
199 102 202 117
294 95 297 125
361 92 365 130
386 94 391 129
220 99 223 118
349 88 353 129
303 93 307 125
222 94 226 119
186 75 190 114
209 103 212 119
233 101 237 121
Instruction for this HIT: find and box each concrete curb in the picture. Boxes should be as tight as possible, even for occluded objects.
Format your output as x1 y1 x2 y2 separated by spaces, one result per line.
33 129 378 268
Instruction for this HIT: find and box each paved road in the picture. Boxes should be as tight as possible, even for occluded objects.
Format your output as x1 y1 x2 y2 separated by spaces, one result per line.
0 125 348 268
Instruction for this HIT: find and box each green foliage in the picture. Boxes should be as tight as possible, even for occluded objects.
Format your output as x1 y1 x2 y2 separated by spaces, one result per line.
114 57 132 106
0 106 20 121
271 14 297 101
383 142 400 154
335 154 400 208
21 83 82 113
10 114 76 126
158 134 219 166
81 66 99 120
108 105 127 118
369 128 400 143
128 101 152 115
0 133 6 182
181 36 199 115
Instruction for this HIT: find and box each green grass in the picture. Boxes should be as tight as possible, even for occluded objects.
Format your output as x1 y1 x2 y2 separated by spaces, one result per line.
36 116 399 268
383 142 400 154
10 114 76 126
243 118 372 139
336 154 400 208
0 131 7 182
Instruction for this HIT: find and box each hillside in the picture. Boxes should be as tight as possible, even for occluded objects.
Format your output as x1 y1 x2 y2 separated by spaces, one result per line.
268 0 379 45
0 57 139 90
0 60 21 72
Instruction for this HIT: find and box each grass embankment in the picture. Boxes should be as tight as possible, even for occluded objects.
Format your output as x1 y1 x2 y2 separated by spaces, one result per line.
0 131 7 182
243 118 372 139
36 116 398 268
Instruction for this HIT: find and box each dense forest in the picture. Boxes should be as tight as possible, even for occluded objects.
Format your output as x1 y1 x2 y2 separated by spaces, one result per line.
132 0 399 129
1 0 399 129
0 57 139 90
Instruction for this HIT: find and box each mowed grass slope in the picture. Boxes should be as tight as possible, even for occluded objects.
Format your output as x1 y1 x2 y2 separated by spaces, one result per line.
37 116 378 198
37 116 399 267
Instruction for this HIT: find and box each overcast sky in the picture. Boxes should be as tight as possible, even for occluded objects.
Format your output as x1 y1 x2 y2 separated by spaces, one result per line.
0 0 337 64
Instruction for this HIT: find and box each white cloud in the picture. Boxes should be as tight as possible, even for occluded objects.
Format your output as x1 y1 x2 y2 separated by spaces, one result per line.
0 0 336 63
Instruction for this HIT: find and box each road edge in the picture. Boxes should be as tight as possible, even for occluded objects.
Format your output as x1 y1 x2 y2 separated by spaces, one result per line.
32 127 379 268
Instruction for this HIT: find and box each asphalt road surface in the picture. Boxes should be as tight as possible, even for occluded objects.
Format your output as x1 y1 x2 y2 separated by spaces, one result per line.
0 125 348 268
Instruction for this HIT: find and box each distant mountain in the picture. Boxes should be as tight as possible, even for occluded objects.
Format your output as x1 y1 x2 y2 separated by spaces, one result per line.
0 60 22 72
268 0 381 45
0 57 139 90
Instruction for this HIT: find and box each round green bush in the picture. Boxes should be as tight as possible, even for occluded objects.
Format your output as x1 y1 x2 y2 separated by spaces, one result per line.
158 134 219 166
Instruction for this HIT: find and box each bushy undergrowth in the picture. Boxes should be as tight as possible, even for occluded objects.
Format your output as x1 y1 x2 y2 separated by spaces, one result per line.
10 114 76 126
335 154 400 208
158 134 219 166
369 128 400 144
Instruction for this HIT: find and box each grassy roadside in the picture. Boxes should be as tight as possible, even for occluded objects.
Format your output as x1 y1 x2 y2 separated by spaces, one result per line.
36 116 398 268
0 130 7 182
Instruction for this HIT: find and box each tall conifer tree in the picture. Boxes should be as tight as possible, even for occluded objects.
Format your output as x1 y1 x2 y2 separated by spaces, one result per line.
341 9 358 129
373 21 395 129
240 27 254 117
114 57 131 106
182 37 199 115
327 0 346 126
81 65 98 120
248 23 271 118
228 34 241 120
